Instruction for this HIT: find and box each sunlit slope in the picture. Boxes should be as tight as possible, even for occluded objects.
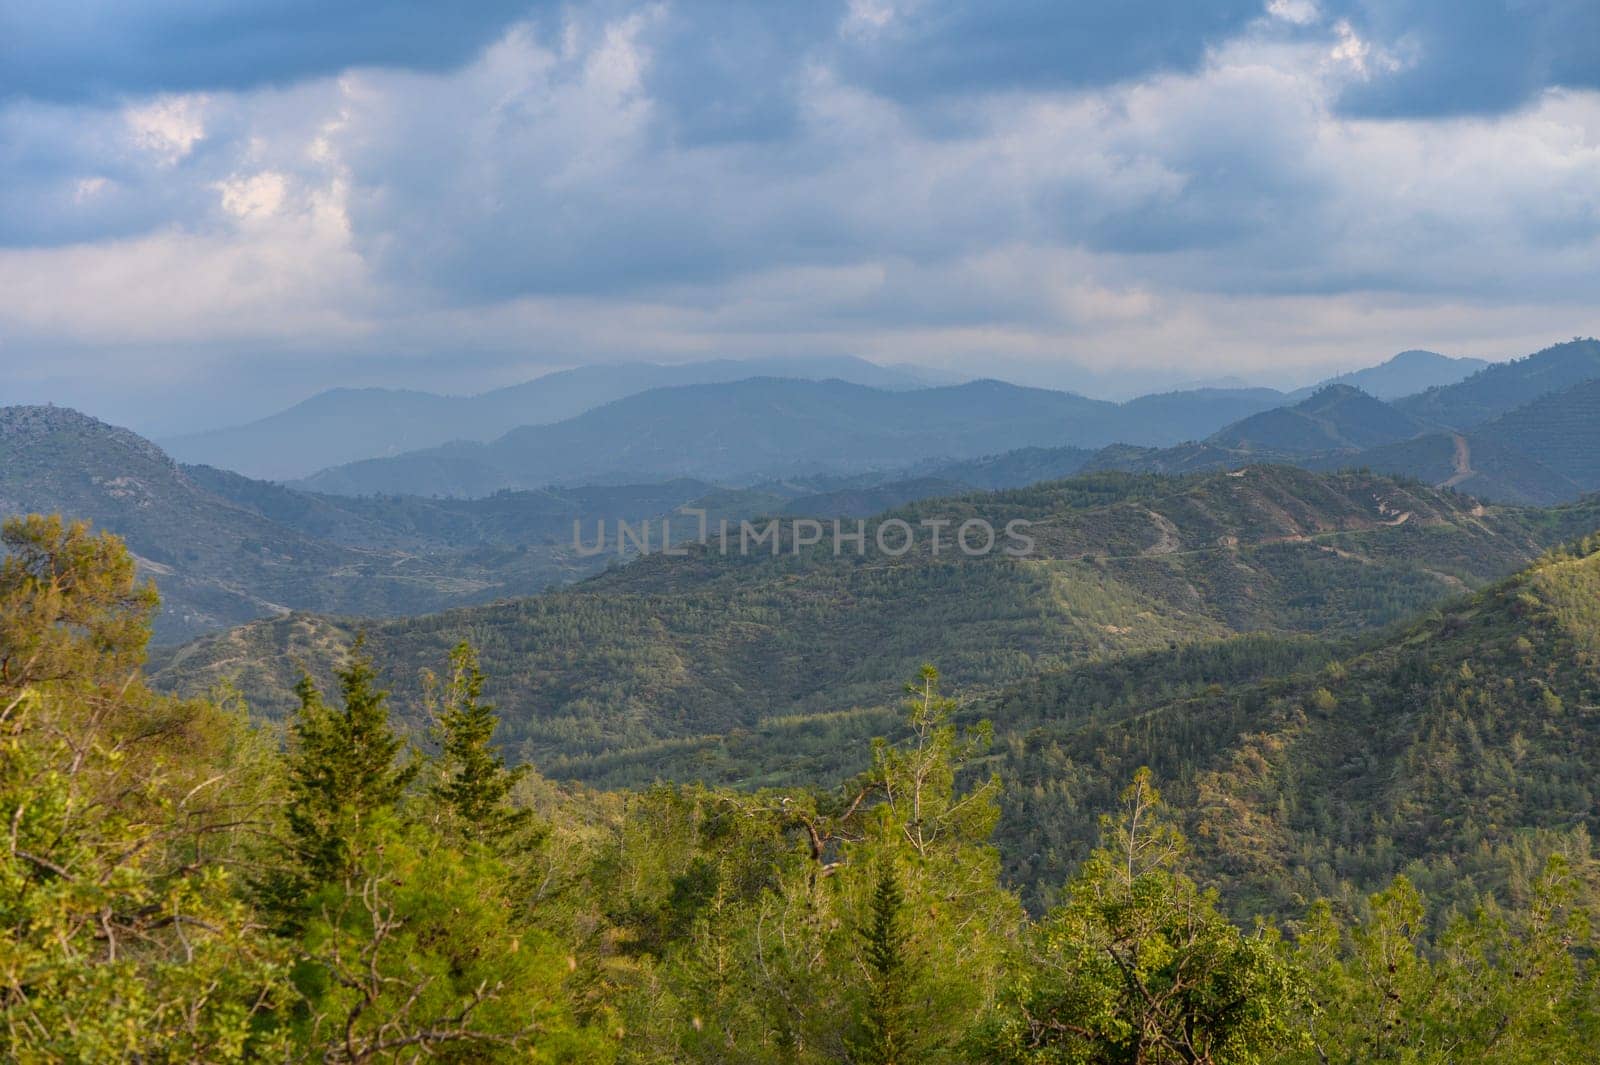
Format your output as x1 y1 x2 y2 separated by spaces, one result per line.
154 468 1600 770
986 535 1600 917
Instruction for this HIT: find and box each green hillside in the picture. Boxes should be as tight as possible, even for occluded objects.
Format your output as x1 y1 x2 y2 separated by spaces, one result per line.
1330 376 1600 505
985 534 1600 916
152 467 1600 775
0 406 658 641
1346 431 1584 506
1396 337 1600 428
1470 377 1600 490
1206 384 1430 454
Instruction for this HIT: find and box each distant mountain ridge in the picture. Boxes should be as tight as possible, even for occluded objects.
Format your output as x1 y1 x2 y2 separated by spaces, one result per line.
161 355 943 480
151 343 1576 488
1079 339 1600 504
1291 349 1488 401
295 377 1285 498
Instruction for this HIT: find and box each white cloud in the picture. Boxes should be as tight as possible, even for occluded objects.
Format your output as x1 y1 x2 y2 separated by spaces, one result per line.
1267 0 1319 27
123 94 208 164
1327 19 1399 79
215 171 288 220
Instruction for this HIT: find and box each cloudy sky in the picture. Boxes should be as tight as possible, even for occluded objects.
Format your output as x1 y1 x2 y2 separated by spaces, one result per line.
2 0 1597 432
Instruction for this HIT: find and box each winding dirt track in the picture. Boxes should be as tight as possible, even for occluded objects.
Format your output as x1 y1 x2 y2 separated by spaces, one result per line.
1441 433 1475 489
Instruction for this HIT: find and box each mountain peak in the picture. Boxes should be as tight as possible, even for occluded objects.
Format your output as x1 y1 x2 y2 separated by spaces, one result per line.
1303 382 1371 402
1205 385 1427 454
0 404 172 468
1302 349 1488 402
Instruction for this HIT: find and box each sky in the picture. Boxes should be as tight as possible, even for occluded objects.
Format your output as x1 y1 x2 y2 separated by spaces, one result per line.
1 0 1597 433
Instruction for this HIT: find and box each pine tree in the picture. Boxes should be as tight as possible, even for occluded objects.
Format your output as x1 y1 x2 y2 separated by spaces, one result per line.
282 638 417 888
855 859 914 1065
428 641 528 842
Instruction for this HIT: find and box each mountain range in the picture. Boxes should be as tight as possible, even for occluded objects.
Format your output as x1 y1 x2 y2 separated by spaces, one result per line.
291 378 1291 497
7 338 1597 646
0 404 1136 642
160 355 946 481
1395 337 1600 428
1088 339 1600 505
162 348 1492 492
13 338 1600 931
0 405 734 642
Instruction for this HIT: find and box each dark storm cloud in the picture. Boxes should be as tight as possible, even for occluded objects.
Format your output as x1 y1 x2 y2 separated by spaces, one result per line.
1330 0 1600 116
633 2 846 144
0 0 535 103
547 1 1282 148
834 0 1266 100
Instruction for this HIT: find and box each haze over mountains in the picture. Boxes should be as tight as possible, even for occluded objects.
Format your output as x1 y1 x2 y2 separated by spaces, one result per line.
161 347 1490 490
293 378 1289 497
1286 348 1487 401
1093 339 1600 505
0 405 672 641
160 355 946 481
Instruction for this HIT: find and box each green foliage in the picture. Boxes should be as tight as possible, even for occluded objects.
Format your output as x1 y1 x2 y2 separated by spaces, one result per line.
286 812 599 1064
1288 859 1600 1063
983 771 1307 1064
11 510 1600 1063
278 641 419 895
853 860 913 1065
0 514 158 686
0 517 285 1062
426 641 530 842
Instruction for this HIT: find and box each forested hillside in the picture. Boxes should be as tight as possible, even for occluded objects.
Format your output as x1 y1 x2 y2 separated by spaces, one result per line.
153 467 1600 777
0 406 680 641
1205 384 1430 454
8 514 1600 1063
1340 432 1583 506
1395 337 1600 428
1469 377 1600 490
987 534 1600 913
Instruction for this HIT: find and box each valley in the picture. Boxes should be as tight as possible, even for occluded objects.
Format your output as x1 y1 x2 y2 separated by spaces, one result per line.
16 7 1600 1054
10 343 1600 1061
